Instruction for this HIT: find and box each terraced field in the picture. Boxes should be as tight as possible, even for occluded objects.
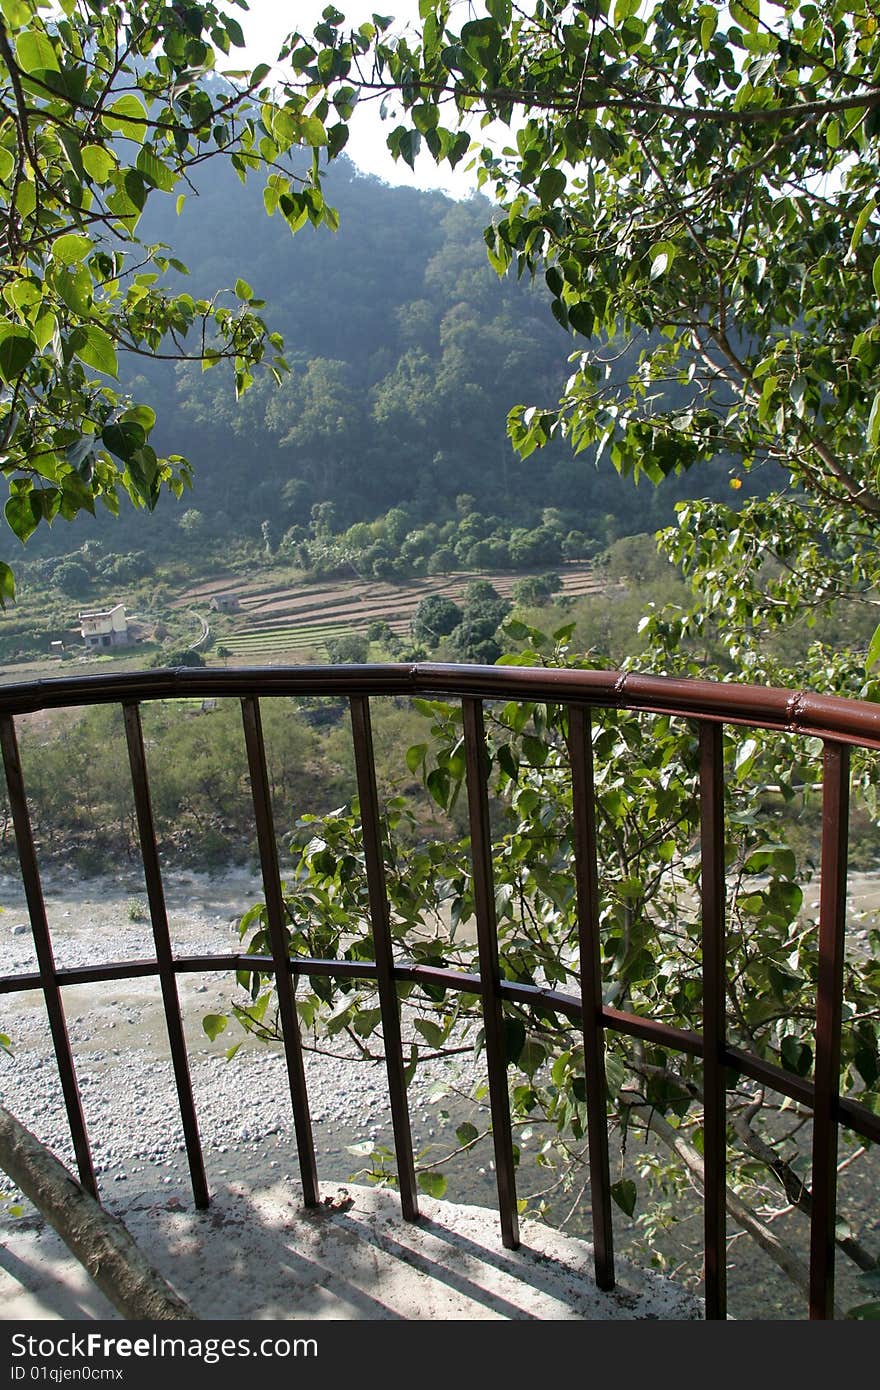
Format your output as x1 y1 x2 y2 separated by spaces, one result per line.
180 562 604 665
220 622 356 661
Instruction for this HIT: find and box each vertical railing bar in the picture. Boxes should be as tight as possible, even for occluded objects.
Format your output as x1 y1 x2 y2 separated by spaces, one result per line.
809 740 850 1320
567 704 614 1290
462 697 519 1250
0 714 97 1198
349 695 419 1222
241 695 319 1208
122 702 209 1210
700 720 727 1320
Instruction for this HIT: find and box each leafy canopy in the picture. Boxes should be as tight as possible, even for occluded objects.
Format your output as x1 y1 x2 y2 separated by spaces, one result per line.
292 0 879 487
0 0 363 597
290 0 880 660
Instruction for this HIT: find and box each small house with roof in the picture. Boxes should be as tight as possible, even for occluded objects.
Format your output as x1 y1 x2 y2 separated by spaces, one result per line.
79 603 130 649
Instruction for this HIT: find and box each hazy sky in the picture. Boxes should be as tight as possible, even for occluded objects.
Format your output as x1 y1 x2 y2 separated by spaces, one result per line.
236 1 481 198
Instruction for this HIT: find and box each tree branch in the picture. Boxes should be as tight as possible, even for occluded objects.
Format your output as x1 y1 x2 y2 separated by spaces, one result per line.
621 1090 837 1313
0 1105 197 1320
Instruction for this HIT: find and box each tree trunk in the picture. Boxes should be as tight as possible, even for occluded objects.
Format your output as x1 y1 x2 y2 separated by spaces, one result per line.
0 1105 196 1320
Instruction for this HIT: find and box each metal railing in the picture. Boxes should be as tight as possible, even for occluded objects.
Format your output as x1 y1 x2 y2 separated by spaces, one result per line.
1 662 879 1321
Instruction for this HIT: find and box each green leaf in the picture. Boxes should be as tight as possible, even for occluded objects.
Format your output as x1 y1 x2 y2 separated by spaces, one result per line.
866 620 880 673
403 1043 419 1087
455 1121 479 1146
868 389 880 449
202 1014 228 1040
52 233 92 266
80 145 117 183
568 302 595 337
388 126 421 170
649 241 675 280
0 562 15 607
4 492 39 543
496 743 518 781
873 254 880 301
122 404 156 434
136 147 176 192
60 470 96 518
15 29 60 73
854 1037 879 1087
103 95 148 142
224 15 245 47
847 1302 880 1320
504 1017 526 1065
14 178 34 219
73 325 117 377
780 1034 812 1077
537 167 566 206
405 742 427 774
414 1017 446 1048
518 1036 546 1078
604 1052 627 1096
734 736 757 776
0 325 36 382
610 1178 637 1216
352 1007 382 1038
417 1170 447 1199
426 767 450 807
729 0 758 32
0 0 31 28
851 200 875 255
234 277 253 300
58 131 84 180
101 421 146 461
461 17 501 66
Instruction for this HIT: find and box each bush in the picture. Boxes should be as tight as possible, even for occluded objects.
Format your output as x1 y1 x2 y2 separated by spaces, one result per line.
411 594 463 646
155 647 206 668
325 633 369 664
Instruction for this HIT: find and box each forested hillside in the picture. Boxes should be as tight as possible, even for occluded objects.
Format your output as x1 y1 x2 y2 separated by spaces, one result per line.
20 157 755 573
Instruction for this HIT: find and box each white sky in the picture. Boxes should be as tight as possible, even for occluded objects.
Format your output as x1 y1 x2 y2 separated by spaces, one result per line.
235 0 482 199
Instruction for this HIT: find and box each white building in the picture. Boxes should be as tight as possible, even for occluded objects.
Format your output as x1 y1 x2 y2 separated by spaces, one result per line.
79 603 129 649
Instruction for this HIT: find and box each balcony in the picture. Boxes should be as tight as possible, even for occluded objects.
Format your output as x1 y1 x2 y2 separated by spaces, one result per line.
1 662 879 1321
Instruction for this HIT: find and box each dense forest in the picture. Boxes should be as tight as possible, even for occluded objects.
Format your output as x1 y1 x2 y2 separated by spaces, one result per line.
17 156 760 580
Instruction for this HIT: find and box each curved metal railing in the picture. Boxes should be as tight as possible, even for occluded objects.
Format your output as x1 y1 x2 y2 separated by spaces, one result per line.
1 663 879 1321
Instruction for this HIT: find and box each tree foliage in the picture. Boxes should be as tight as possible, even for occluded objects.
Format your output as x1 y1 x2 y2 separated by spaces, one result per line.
411 592 462 645
0 0 353 595
289 0 880 657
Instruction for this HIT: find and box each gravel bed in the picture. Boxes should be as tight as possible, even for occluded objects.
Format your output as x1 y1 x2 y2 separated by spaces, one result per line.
0 867 486 1209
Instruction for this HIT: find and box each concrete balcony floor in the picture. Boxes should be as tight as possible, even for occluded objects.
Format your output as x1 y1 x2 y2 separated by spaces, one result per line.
0 1181 701 1321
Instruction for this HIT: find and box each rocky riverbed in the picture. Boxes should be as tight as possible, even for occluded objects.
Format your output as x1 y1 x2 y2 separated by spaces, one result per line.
0 866 709 1322
2 864 878 1321
0 865 493 1201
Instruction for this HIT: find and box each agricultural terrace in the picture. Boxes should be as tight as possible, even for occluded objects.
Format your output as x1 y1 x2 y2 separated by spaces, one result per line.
180 564 602 662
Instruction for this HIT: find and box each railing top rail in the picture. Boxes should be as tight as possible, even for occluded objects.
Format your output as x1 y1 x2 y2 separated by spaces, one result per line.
1 662 880 748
